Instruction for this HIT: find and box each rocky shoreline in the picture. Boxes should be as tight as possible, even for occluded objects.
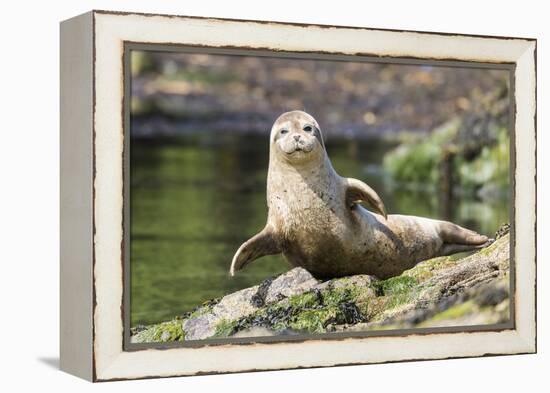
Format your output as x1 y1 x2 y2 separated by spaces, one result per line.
131 230 510 343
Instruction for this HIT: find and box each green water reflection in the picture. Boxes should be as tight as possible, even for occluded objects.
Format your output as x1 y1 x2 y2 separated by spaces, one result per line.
130 134 509 325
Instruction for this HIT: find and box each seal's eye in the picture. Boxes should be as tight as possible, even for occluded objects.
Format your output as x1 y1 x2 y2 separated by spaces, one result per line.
280 129 289 135
303 125 313 133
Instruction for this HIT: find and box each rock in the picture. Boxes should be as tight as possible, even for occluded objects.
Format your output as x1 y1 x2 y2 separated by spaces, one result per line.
182 267 318 340
131 318 185 343
317 275 377 292
132 234 511 343
264 268 319 304
495 222 510 239
339 278 510 332
182 313 219 341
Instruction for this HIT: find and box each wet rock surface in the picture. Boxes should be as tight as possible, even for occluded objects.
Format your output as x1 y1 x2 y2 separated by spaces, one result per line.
131 51 509 140
132 230 511 344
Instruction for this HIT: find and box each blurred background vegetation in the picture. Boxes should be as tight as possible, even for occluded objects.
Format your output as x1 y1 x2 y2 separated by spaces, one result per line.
130 50 511 326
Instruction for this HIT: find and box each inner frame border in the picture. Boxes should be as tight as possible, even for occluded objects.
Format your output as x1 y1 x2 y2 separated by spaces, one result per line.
122 42 517 352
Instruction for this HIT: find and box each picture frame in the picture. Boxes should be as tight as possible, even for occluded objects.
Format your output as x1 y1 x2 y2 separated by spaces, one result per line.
60 10 536 381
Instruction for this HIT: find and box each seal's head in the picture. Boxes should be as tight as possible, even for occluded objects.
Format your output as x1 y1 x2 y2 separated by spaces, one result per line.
270 110 325 165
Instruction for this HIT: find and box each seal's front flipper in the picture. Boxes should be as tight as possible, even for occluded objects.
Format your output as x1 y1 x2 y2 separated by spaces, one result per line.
345 178 387 219
230 225 281 276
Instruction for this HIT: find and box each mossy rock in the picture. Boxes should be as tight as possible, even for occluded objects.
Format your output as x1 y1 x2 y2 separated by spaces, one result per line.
383 116 510 198
132 318 185 343
131 234 510 342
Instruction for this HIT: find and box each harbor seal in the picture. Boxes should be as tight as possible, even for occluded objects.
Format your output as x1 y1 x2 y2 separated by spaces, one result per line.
230 110 491 279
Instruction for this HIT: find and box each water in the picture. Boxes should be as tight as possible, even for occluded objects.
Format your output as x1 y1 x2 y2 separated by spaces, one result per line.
130 134 509 326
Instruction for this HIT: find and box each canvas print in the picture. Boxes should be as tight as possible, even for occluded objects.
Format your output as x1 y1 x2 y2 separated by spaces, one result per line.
128 49 512 344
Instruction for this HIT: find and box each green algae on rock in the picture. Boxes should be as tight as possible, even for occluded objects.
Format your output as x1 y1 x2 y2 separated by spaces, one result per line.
131 318 185 343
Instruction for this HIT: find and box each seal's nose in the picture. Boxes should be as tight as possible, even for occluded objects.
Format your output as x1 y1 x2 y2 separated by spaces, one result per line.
293 135 301 142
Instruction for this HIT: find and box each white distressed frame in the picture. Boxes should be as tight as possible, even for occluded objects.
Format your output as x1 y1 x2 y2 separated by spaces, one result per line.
60 10 536 381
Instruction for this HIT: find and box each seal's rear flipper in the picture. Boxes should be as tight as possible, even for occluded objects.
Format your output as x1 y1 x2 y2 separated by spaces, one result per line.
438 221 493 256
345 178 387 219
230 225 281 276
439 221 489 245
440 239 494 256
